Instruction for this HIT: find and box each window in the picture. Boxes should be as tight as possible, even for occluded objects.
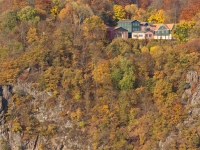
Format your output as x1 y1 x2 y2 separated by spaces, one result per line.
149 34 152 38
134 35 137 37
115 33 122 38
139 35 143 37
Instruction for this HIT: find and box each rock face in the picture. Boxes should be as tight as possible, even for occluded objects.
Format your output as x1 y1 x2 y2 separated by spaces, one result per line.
0 82 89 150
0 86 10 149
159 70 200 150
191 85 200 105
186 70 199 87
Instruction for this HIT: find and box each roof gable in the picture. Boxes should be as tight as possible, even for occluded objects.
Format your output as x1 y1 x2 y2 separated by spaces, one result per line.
114 27 128 31
132 20 140 23
106 26 115 31
154 24 174 31
145 30 154 34
165 24 174 30
140 22 149 26
157 24 168 30
118 20 140 23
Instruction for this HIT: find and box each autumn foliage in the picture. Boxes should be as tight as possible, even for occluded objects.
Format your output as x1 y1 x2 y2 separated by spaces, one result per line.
0 0 200 149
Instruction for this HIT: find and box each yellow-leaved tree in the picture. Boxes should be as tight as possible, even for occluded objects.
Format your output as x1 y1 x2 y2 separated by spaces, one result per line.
26 27 39 43
124 4 146 20
148 9 165 23
82 15 105 40
125 4 138 19
113 5 125 21
172 21 195 42
92 60 111 84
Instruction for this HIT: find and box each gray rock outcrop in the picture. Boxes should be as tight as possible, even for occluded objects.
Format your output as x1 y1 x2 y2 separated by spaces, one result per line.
186 70 199 87
159 70 200 150
0 83 90 150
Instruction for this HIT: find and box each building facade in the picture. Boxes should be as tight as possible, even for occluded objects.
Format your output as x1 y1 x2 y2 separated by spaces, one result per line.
106 26 128 40
114 27 128 38
107 20 175 40
154 24 174 40
117 20 140 38
132 31 145 39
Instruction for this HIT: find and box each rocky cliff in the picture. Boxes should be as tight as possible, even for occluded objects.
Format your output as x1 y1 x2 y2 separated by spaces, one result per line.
159 70 200 149
2 70 200 150
0 81 90 150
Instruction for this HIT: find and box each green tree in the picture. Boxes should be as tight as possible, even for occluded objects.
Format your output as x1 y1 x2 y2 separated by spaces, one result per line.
172 21 195 42
0 10 17 31
111 56 135 91
106 38 133 58
17 6 40 22
0 140 10 150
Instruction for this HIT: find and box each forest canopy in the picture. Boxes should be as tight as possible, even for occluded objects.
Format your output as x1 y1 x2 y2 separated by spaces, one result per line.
0 0 200 149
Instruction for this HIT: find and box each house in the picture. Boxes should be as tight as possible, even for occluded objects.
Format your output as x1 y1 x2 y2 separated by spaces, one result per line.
132 22 155 39
106 26 128 40
117 20 140 38
140 22 156 31
132 30 154 39
140 22 156 39
144 31 154 39
132 31 145 39
154 24 174 40
107 20 175 40
114 27 128 38
106 26 115 40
